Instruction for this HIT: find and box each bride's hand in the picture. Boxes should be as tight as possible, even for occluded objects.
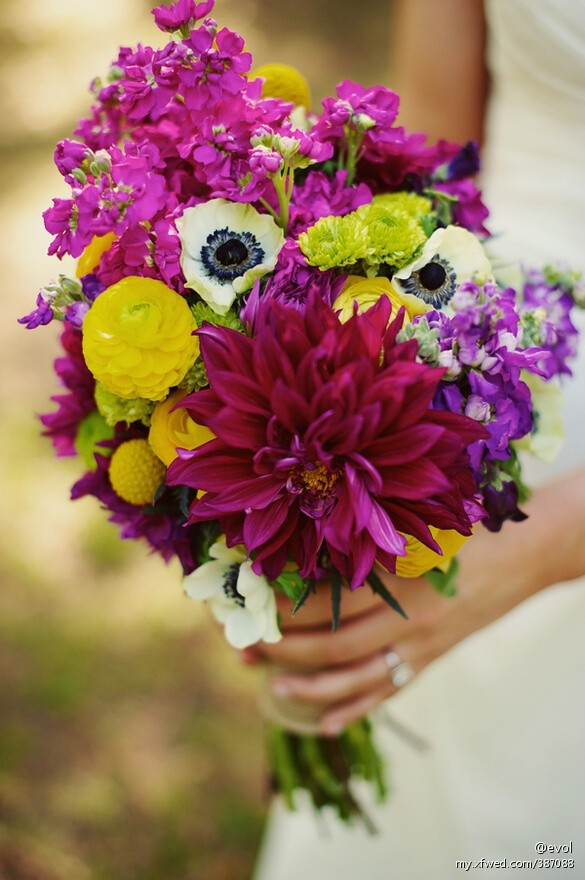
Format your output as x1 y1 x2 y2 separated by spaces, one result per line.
246 470 585 735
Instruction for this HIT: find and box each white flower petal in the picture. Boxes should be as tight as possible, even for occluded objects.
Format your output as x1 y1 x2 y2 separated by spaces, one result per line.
236 562 270 604
209 597 238 624
182 559 226 600
261 592 283 643
208 540 246 564
177 198 284 314
224 607 266 649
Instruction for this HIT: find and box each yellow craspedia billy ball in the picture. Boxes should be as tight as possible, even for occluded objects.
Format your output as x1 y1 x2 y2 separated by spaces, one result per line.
149 389 215 466
252 63 311 109
109 438 167 506
82 276 199 401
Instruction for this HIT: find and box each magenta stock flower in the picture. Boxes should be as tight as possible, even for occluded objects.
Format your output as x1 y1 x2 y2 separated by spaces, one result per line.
40 324 96 456
167 295 487 588
152 0 214 34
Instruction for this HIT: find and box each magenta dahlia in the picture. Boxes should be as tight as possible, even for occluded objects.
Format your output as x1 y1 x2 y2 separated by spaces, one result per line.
167 295 487 588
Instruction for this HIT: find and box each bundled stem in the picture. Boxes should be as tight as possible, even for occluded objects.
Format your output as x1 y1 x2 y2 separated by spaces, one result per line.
266 718 387 831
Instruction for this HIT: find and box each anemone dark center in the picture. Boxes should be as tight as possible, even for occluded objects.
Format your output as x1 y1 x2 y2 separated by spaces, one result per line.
222 563 245 607
418 261 447 290
215 238 249 267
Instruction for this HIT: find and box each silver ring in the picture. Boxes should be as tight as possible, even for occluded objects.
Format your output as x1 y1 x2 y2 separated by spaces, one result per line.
383 650 415 688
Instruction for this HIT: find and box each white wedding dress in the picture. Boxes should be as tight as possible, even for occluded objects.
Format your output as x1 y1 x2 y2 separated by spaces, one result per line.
253 2 585 878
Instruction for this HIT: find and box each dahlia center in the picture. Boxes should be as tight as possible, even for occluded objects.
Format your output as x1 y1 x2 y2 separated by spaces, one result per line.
297 460 339 494
289 459 341 518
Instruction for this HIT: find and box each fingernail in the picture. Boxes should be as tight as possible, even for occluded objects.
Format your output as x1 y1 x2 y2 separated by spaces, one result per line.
320 719 343 737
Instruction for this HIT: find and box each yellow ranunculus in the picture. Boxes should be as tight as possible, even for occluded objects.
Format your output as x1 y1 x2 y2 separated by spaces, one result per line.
82 276 199 401
149 389 215 466
76 233 116 278
333 275 430 325
395 527 471 578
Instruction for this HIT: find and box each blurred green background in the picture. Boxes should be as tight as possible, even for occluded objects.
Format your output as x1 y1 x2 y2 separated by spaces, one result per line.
0 0 389 877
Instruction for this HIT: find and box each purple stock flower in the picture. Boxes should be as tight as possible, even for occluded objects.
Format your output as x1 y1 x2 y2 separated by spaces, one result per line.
481 481 528 532
316 80 401 143
288 170 372 234
240 241 346 330
54 139 91 179
152 0 214 33
18 293 54 329
434 179 490 235
444 141 481 180
521 267 579 378
181 25 252 111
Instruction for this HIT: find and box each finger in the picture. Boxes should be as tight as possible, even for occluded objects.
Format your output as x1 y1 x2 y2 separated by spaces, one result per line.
269 651 391 705
319 684 396 737
257 603 406 669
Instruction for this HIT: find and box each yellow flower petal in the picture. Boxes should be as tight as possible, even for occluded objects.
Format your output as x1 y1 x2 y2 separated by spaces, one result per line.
333 275 430 324
149 389 215 466
395 527 470 578
76 233 116 278
82 276 199 401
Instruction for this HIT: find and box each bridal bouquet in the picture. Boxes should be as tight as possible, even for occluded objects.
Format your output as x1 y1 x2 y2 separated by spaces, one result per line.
21 0 583 824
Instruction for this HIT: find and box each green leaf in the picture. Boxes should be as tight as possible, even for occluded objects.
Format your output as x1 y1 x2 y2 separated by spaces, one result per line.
273 568 309 603
366 568 407 618
330 568 343 633
74 410 114 469
292 579 316 615
425 557 459 597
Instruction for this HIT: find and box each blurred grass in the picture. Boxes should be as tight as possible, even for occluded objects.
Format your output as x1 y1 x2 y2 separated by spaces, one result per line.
0 0 389 877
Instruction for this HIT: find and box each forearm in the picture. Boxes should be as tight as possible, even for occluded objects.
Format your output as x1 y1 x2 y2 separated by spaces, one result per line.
518 464 585 591
390 0 488 143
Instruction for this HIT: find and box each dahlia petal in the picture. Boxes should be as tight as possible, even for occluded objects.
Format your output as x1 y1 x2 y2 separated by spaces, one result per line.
381 459 452 500
167 445 256 489
270 381 310 434
202 370 270 416
367 500 407 556
375 548 398 575
206 407 268 449
363 423 446 465
329 531 377 590
243 496 293 550
180 388 224 423
341 464 373 532
324 482 356 546
347 453 384 494
188 475 283 515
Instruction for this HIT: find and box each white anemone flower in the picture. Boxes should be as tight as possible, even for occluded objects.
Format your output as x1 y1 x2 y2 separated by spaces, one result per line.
177 198 285 316
392 225 493 310
183 540 282 649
